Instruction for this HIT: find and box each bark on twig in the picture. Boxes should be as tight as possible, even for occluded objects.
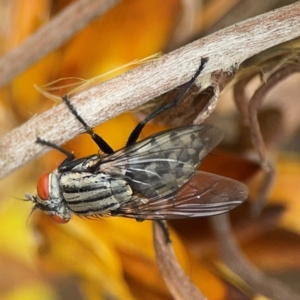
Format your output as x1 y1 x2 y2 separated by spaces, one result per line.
0 0 121 88
1 2 300 179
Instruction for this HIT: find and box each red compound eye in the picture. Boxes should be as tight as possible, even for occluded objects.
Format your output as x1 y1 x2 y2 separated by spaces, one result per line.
37 173 50 201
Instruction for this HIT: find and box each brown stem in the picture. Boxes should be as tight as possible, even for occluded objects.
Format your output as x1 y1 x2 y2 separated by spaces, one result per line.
0 0 121 88
210 214 300 300
153 221 206 300
248 64 300 215
233 73 257 125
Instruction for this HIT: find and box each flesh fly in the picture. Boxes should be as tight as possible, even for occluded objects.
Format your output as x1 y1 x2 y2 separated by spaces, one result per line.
26 58 248 223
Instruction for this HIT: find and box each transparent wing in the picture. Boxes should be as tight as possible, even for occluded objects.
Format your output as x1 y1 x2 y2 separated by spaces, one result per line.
112 171 248 220
100 125 224 200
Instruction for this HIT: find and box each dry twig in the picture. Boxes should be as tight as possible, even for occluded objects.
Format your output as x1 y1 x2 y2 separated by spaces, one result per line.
248 63 300 214
153 221 206 300
1 2 300 179
0 0 121 88
210 214 300 300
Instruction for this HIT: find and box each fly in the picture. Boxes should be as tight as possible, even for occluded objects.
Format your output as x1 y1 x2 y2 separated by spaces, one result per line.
26 58 248 223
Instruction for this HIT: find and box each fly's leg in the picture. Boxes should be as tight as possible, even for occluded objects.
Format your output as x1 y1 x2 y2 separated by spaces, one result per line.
61 57 207 152
62 95 114 154
37 138 94 171
126 57 209 146
36 137 75 165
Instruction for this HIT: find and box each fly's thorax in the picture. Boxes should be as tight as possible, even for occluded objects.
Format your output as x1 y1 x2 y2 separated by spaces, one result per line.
48 172 63 200
78 155 102 170
99 159 128 175
60 171 133 216
59 155 102 172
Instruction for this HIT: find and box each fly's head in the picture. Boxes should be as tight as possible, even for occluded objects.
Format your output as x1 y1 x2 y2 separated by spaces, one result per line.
25 172 71 223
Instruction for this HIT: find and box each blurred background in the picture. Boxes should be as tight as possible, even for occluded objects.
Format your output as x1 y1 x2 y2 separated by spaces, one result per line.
1 0 300 299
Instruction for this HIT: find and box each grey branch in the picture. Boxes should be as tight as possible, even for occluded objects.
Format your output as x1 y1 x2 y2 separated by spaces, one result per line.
1 2 300 180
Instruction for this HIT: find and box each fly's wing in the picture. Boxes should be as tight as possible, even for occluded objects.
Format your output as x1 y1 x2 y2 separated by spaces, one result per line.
100 125 223 201
112 171 248 220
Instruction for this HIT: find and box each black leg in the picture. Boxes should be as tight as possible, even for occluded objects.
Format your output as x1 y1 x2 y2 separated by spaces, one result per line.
126 57 208 146
62 95 114 154
36 137 75 165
